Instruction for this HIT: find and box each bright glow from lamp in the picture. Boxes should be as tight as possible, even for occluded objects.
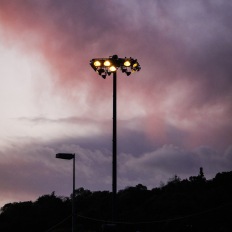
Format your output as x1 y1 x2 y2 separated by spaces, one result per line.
94 60 101 67
90 55 141 77
124 60 131 67
104 60 111 66
109 66 117 72
133 62 138 68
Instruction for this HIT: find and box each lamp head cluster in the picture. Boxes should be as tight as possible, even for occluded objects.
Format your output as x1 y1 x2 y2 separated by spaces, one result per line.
90 55 141 79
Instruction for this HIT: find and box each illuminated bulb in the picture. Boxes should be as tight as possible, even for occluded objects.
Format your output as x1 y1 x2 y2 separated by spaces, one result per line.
109 66 117 72
94 60 101 67
133 62 138 68
104 60 111 66
124 60 131 67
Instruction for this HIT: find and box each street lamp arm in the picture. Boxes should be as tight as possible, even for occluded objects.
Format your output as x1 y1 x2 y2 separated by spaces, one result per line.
56 153 75 160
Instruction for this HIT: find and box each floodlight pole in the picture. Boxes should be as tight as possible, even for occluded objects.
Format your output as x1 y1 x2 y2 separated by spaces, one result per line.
89 55 141 226
112 71 117 223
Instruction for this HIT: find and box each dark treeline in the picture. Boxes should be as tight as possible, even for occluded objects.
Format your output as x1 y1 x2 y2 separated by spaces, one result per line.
0 168 232 232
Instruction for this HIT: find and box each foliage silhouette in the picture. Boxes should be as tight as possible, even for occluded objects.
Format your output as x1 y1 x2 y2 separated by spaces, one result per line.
0 169 231 232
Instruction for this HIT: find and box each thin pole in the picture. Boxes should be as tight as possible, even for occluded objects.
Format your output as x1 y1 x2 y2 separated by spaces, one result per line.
112 71 117 223
72 154 75 232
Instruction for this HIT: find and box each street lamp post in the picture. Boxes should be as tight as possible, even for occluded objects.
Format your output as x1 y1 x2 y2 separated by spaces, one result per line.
56 153 76 232
90 55 141 223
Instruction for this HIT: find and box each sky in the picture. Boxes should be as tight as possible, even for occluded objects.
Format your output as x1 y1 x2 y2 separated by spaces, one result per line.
0 0 231 207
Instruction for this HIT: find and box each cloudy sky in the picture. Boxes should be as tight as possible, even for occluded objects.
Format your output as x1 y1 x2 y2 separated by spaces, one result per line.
0 0 231 207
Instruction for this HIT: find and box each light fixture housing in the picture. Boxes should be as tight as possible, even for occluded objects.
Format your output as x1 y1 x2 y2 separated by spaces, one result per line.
93 60 101 67
56 153 74 160
90 55 141 78
104 60 111 66
124 60 131 67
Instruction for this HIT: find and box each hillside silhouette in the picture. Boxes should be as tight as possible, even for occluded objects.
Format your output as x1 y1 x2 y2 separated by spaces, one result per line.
0 168 231 232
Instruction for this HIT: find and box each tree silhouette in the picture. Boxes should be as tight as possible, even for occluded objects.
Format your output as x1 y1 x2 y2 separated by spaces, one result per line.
0 169 232 232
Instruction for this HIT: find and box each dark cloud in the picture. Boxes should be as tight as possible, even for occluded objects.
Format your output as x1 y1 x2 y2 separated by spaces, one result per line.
1 137 231 207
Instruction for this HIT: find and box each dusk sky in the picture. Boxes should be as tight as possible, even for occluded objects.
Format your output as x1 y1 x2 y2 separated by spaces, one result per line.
0 0 232 207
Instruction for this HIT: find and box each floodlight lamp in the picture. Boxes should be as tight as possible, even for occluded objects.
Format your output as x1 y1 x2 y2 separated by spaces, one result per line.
104 60 111 67
97 68 105 75
121 67 127 73
124 60 131 67
107 71 112 76
133 62 138 68
94 60 101 67
90 55 140 78
109 66 117 72
132 69 136 73
126 71 131 76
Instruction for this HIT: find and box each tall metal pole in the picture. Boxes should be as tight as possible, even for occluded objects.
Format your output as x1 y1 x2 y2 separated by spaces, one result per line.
112 71 117 223
72 154 76 232
89 55 141 227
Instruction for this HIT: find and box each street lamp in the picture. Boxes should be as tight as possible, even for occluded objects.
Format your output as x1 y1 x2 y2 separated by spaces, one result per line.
89 55 141 223
56 153 76 232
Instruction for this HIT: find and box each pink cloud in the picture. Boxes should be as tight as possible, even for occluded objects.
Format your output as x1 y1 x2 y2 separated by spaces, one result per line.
0 1 231 150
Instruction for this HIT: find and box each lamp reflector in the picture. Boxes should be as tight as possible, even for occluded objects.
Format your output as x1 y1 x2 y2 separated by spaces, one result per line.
94 60 101 67
124 60 131 67
121 67 127 73
104 60 111 67
126 71 131 76
97 68 105 75
109 66 117 72
133 62 138 68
